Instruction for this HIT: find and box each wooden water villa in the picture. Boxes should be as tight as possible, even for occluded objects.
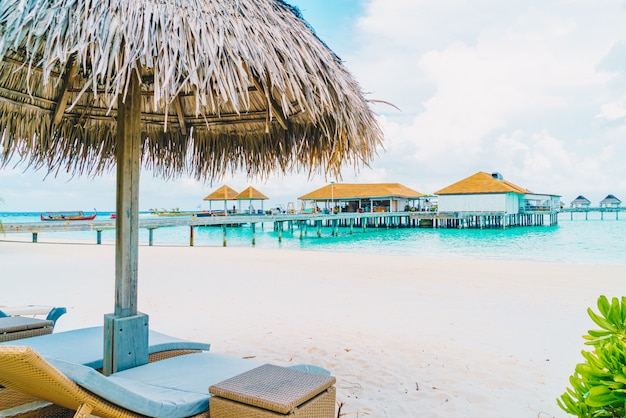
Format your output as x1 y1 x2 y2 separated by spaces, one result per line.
433 172 560 228
561 194 624 220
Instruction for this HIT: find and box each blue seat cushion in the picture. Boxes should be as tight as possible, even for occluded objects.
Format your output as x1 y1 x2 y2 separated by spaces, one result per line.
50 352 261 418
0 326 210 368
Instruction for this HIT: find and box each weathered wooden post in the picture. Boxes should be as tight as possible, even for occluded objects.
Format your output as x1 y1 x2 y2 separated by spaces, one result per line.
104 71 148 376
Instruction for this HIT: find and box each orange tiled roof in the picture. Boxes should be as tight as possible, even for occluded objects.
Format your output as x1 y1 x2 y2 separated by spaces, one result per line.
435 172 531 195
299 183 423 200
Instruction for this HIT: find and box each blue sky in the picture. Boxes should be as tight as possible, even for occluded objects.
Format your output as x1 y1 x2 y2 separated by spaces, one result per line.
2 0 626 212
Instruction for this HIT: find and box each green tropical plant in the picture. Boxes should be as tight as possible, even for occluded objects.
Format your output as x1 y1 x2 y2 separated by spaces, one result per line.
558 295 626 417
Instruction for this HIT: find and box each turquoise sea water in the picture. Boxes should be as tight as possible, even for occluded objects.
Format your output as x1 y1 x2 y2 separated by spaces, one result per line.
1 211 625 265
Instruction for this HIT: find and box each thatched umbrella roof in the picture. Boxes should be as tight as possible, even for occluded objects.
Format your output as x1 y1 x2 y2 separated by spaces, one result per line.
203 185 239 201
0 0 383 374
0 0 382 179
235 186 269 201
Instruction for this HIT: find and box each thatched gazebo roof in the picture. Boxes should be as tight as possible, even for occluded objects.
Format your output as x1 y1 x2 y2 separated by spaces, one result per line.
0 0 383 180
203 185 239 201
235 186 269 201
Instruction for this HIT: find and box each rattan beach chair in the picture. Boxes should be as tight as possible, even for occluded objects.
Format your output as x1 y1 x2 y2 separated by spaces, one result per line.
0 346 262 417
0 307 67 342
0 326 213 417
0 306 67 324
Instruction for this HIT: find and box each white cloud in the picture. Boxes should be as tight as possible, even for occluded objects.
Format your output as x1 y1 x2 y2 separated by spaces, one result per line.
596 102 626 120
341 0 626 202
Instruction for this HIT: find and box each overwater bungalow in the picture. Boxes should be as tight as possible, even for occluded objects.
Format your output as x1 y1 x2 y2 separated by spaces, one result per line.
298 183 423 213
570 195 591 209
599 194 621 208
434 172 560 227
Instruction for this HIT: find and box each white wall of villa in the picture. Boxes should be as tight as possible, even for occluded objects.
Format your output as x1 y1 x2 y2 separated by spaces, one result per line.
437 193 520 214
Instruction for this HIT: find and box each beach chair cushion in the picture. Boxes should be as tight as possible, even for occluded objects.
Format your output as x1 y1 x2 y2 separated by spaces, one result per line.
48 352 262 417
0 326 210 368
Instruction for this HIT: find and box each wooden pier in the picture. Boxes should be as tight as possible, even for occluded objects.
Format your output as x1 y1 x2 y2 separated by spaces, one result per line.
1 209 560 247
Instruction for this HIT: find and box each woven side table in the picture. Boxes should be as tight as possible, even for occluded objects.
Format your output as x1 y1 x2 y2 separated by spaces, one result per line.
0 317 54 342
209 364 336 418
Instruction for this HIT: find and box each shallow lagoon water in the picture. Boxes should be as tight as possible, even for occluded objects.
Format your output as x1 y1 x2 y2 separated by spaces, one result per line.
1 212 624 265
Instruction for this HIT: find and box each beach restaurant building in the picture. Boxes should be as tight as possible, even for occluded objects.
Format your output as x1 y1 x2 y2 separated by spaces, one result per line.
434 172 560 227
298 183 423 213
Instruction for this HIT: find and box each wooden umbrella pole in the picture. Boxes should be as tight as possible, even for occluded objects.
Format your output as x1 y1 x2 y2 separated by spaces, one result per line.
115 68 141 318
104 67 149 376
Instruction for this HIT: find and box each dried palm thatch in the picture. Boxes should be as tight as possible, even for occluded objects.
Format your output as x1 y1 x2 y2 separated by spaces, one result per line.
234 186 268 201
0 0 383 180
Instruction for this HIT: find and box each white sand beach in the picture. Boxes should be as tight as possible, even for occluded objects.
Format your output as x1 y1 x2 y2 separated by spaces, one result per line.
1 238 624 417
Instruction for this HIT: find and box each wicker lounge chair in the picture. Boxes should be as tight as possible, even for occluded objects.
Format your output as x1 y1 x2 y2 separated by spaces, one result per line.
0 326 213 416
0 346 335 418
0 345 263 417
0 306 67 324
0 307 67 342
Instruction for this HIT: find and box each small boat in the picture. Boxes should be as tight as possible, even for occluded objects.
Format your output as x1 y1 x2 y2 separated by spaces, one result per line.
40 210 97 221
110 214 116 219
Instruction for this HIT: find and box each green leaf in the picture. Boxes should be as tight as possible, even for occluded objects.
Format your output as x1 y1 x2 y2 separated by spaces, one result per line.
608 297 622 328
587 329 612 338
614 372 626 384
597 295 611 318
585 385 618 407
588 308 617 332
